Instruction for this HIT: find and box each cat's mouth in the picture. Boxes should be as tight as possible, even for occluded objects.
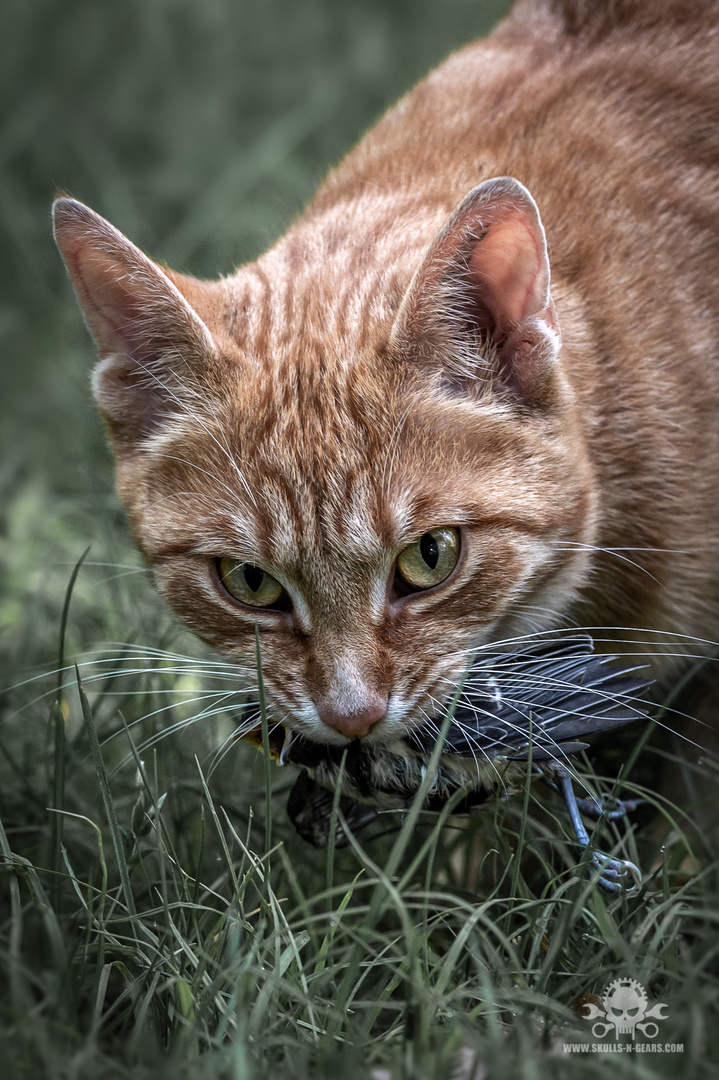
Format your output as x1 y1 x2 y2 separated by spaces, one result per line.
240 713 406 763
240 722 385 765
237 636 653 775
240 722 291 762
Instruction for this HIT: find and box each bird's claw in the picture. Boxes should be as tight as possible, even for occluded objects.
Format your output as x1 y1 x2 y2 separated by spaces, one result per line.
575 794 645 821
556 767 642 893
590 850 642 894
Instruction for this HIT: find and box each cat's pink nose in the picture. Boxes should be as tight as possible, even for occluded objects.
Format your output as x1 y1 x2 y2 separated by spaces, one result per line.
317 699 387 740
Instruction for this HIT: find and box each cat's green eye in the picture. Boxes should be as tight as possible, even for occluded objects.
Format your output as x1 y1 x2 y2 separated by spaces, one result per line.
396 527 460 590
217 557 285 608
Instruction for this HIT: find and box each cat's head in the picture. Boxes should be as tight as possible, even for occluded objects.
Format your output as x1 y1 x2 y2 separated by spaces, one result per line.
54 177 596 748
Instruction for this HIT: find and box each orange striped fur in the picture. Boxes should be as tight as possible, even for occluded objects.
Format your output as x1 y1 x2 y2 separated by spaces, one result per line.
54 0 719 747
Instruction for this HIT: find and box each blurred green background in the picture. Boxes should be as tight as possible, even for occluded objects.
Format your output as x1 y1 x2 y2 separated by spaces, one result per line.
0 0 511 671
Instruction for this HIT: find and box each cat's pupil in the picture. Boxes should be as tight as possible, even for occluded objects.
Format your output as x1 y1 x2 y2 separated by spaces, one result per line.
243 564 264 593
420 532 439 569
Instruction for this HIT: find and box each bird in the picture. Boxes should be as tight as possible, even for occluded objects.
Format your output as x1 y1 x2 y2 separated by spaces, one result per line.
245 635 652 892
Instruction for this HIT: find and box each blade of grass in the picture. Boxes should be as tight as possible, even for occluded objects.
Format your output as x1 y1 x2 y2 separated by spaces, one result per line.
51 545 90 908
326 747 348 916
254 624 272 858
76 663 140 926
509 721 534 906
0 815 27 1013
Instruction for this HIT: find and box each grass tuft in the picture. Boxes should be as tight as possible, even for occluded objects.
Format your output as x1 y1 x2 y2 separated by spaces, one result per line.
1 558 718 1077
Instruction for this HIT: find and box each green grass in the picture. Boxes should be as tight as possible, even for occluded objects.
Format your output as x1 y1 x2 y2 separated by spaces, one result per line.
1 0 719 1076
1 559 718 1078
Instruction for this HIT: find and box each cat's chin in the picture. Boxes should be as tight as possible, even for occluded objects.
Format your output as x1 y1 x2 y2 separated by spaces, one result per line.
291 723 407 755
240 717 413 763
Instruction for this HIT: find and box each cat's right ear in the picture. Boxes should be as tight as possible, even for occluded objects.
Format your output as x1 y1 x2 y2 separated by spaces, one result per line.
53 197 217 448
390 177 560 408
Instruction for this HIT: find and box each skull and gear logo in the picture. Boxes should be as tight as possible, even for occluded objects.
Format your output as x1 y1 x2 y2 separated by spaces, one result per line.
581 978 669 1040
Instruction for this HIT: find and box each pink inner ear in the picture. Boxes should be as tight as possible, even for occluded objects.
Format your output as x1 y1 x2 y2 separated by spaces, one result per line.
72 245 153 359
468 209 548 335
54 197 212 364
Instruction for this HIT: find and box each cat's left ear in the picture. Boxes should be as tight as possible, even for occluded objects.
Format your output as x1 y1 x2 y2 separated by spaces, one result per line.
53 197 219 450
390 177 560 407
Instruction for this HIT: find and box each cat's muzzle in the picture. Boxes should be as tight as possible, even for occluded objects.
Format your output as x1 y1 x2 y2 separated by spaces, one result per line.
242 635 652 893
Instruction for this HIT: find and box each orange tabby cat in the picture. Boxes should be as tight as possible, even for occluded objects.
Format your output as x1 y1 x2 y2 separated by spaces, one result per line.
53 0 719 754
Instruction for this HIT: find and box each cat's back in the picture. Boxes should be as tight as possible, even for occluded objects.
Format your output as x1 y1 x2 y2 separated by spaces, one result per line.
312 0 719 262
294 0 719 374
284 0 719 442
